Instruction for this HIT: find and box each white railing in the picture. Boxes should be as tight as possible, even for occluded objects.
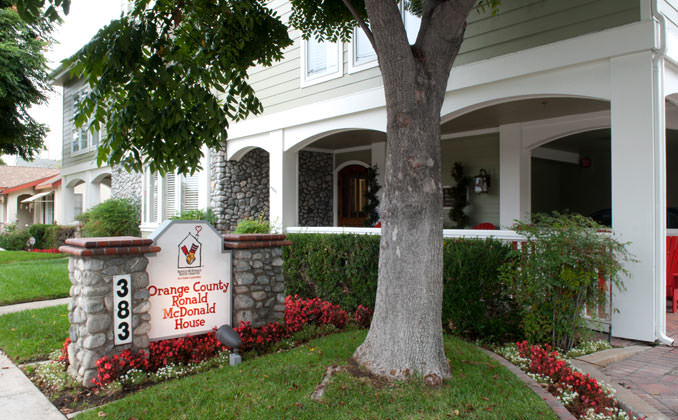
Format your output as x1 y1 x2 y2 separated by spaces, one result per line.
285 226 525 242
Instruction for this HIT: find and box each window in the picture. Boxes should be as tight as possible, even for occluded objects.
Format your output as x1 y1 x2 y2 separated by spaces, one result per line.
143 168 204 225
301 37 342 86
348 2 422 72
71 87 101 155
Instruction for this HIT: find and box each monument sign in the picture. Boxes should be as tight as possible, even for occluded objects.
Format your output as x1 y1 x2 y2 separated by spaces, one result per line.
147 220 232 340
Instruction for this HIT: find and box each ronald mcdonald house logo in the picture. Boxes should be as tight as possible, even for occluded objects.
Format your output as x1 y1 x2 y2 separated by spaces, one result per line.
178 232 202 269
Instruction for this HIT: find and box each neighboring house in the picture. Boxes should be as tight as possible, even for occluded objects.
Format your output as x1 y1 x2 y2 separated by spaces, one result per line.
0 166 61 228
60 1 678 344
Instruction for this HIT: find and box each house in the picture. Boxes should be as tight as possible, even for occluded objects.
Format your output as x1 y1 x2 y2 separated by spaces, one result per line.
61 0 676 344
0 166 61 228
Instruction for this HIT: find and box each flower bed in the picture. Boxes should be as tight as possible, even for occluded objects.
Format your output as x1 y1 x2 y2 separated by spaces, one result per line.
27 248 61 254
57 295 371 388
496 341 643 420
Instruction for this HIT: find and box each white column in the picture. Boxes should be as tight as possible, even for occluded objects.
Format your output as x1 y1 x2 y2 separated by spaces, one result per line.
61 178 76 224
610 51 664 342
84 177 100 211
499 123 531 228
371 141 386 187
268 130 298 232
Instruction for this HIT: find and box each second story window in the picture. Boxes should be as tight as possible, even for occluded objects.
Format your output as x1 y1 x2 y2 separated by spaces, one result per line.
348 2 421 73
301 37 342 86
71 87 101 156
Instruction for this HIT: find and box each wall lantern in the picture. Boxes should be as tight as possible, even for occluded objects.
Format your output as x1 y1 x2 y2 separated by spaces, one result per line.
473 169 490 194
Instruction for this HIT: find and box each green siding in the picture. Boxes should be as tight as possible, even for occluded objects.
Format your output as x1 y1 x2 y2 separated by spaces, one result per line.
247 0 640 116
62 79 97 168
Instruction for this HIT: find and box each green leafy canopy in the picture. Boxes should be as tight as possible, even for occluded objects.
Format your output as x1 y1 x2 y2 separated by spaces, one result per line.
0 4 52 159
66 0 292 174
60 0 500 175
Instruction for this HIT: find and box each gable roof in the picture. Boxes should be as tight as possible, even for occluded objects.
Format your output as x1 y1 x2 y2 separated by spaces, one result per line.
0 166 60 195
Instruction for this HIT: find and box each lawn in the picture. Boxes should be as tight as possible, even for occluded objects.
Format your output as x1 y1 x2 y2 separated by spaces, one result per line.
0 250 65 265
0 253 70 305
0 304 69 363
76 331 558 420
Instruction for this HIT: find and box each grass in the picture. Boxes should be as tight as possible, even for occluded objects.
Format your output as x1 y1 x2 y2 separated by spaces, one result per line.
0 304 69 363
0 250 65 265
0 255 70 305
77 331 558 420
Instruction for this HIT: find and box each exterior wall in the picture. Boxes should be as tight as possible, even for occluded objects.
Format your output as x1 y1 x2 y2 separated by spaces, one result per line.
247 0 640 115
334 150 371 169
441 134 500 228
111 165 142 205
62 78 98 168
298 151 333 226
210 148 270 232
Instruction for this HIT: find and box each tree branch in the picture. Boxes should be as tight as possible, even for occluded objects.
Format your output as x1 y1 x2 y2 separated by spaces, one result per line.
342 0 375 51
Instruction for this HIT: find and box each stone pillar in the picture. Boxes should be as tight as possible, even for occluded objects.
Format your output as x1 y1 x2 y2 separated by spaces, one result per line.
224 234 291 327
59 237 160 386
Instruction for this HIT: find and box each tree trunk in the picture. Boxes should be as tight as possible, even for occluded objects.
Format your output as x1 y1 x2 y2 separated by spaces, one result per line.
353 0 477 385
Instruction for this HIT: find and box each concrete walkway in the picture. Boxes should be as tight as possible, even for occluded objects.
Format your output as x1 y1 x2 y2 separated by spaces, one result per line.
0 351 66 420
0 297 69 315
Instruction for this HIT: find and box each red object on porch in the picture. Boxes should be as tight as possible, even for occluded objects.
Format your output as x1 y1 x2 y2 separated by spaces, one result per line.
472 222 496 230
667 236 678 313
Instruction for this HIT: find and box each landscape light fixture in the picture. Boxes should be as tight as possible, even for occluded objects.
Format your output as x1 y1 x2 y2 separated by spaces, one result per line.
216 324 242 366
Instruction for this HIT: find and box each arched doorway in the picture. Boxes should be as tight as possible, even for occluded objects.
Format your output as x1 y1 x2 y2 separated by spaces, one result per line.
337 164 368 227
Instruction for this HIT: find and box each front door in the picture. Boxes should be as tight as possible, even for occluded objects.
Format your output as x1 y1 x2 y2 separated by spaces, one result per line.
337 164 368 227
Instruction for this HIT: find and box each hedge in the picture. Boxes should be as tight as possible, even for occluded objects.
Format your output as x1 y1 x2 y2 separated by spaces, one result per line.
283 233 521 342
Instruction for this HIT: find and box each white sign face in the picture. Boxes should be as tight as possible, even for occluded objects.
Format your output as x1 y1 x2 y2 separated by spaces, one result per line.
113 274 133 345
146 221 232 341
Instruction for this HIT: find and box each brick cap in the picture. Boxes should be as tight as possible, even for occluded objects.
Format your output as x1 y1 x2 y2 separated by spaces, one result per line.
60 236 160 256
59 244 161 257
223 234 287 242
65 237 153 248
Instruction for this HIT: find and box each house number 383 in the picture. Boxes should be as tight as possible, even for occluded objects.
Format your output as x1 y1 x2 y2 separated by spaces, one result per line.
113 274 133 345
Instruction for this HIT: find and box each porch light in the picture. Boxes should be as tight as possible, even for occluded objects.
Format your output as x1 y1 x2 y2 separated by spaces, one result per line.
473 169 490 194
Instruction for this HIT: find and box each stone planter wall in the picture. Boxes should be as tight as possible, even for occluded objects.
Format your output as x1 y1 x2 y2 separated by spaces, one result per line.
59 237 160 386
224 234 291 327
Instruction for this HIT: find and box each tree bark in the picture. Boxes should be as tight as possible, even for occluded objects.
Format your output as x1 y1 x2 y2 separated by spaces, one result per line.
353 0 477 386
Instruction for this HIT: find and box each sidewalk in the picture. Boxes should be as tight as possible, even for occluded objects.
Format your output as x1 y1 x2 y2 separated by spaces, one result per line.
0 297 70 316
573 310 678 420
0 350 66 420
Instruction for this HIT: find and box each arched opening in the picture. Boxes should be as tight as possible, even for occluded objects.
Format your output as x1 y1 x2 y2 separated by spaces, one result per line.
440 96 610 229
94 174 112 203
296 129 385 227
531 129 611 221
66 179 85 219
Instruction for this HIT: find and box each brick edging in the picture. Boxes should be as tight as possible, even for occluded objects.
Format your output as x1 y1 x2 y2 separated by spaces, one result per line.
480 348 577 420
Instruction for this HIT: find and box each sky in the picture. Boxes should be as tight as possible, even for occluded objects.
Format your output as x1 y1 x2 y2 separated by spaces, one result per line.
16 0 125 164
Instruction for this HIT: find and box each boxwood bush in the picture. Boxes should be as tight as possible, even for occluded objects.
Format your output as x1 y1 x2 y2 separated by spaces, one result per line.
27 224 76 249
283 233 519 342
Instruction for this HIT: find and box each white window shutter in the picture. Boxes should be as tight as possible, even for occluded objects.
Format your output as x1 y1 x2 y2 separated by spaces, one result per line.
181 174 200 212
164 173 177 218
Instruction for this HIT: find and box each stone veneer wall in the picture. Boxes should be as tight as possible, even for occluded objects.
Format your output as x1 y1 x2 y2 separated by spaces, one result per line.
60 238 159 386
224 234 291 327
298 150 333 226
111 165 142 205
210 147 269 232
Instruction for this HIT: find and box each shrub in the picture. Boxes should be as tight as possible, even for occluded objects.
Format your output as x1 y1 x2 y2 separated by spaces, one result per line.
28 224 51 249
77 198 141 237
284 295 348 333
170 208 217 226
354 305 373 329
283 233 380 312
233 212 270 233
501 213 634 350
442 238 521 342
0 227 31 250
27 224 75 249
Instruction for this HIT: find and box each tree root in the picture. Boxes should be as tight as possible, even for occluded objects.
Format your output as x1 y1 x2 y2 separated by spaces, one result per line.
310 365 343 401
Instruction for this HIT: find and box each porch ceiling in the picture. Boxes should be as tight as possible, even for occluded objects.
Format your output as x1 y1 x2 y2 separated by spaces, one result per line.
441 97 609 135
305 130 386 151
